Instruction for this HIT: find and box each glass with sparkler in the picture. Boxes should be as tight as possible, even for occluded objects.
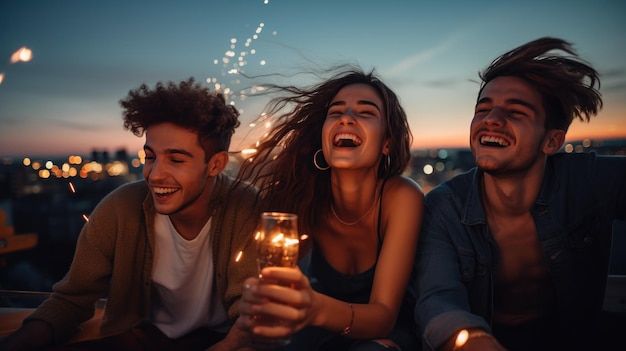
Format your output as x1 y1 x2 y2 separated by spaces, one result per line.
253 212 300 349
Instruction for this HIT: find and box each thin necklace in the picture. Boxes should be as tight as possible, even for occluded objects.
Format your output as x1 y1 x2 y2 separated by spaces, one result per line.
330 199 377 226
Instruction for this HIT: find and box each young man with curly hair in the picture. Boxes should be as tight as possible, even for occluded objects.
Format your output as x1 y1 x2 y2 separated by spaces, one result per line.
1 78 259 351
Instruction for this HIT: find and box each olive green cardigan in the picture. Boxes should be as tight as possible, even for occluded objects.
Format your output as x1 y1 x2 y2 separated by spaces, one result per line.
26 173 259 344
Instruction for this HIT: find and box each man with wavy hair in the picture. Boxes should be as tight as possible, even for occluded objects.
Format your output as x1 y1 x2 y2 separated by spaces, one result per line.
414 38 626 351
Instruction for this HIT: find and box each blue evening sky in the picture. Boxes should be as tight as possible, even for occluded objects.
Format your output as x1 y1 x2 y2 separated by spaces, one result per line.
1 0 624 157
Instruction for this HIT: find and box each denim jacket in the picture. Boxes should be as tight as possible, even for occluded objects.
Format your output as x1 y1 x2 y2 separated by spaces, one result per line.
414 152 626 350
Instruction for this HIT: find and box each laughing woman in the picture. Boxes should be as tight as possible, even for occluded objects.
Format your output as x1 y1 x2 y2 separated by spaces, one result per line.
232 68 424 351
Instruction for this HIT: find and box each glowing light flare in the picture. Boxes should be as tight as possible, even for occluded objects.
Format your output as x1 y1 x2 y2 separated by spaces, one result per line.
83 161 103 173
455 330 469 348
299 234 309 241
285 238 299 246
265 232 299 248
69 155 82 164
241 149 257 157
137 149 146 164
52 168 63 178
69 182 76 194
106 161 128 176
235 250 243 262
271 233 284 243
0 73 4 85
82 214 89 222
10 47 32 63
38 169 50 178
423 164 434 175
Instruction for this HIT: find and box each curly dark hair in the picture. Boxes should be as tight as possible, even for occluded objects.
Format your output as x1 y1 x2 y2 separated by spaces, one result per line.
120 77 240 161
478 37 602 132
237 67 412 233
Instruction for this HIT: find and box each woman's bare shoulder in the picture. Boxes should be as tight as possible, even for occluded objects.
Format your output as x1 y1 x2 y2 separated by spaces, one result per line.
382 176 423 197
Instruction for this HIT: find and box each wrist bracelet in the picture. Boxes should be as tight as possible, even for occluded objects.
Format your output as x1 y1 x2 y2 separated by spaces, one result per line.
341 303 354 336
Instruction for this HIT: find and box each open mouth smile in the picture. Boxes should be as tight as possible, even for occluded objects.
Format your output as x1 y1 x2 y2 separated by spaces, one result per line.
333 133 362 147
480 135 510 147
152 186 179 197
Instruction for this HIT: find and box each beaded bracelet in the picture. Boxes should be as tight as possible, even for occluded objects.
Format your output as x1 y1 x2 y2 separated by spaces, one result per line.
341 303 354 336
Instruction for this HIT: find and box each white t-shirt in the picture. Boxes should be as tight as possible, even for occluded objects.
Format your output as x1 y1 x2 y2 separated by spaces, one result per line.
150 214 229 338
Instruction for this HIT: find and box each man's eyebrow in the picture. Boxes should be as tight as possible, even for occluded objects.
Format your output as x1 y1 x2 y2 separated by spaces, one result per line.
165 148 194 157
507 98 539 114
476 97 539 114
328 100 382 112
476 97 491 105
142 145 194 158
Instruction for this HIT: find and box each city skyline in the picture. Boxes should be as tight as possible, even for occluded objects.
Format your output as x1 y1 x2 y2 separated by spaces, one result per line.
1 0 625 157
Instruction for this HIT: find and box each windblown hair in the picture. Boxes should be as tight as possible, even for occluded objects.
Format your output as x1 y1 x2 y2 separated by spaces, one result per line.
237 67 412 233
120 77 240 160
478 37 602 132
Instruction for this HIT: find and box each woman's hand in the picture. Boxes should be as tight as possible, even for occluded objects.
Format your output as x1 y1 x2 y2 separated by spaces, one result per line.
237 267 317 340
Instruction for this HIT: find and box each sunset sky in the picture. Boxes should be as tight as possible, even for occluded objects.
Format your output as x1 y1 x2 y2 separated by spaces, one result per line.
1 0 625 158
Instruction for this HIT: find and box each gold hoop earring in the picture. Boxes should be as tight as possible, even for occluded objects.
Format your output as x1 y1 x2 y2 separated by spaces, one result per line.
314 149 330 171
